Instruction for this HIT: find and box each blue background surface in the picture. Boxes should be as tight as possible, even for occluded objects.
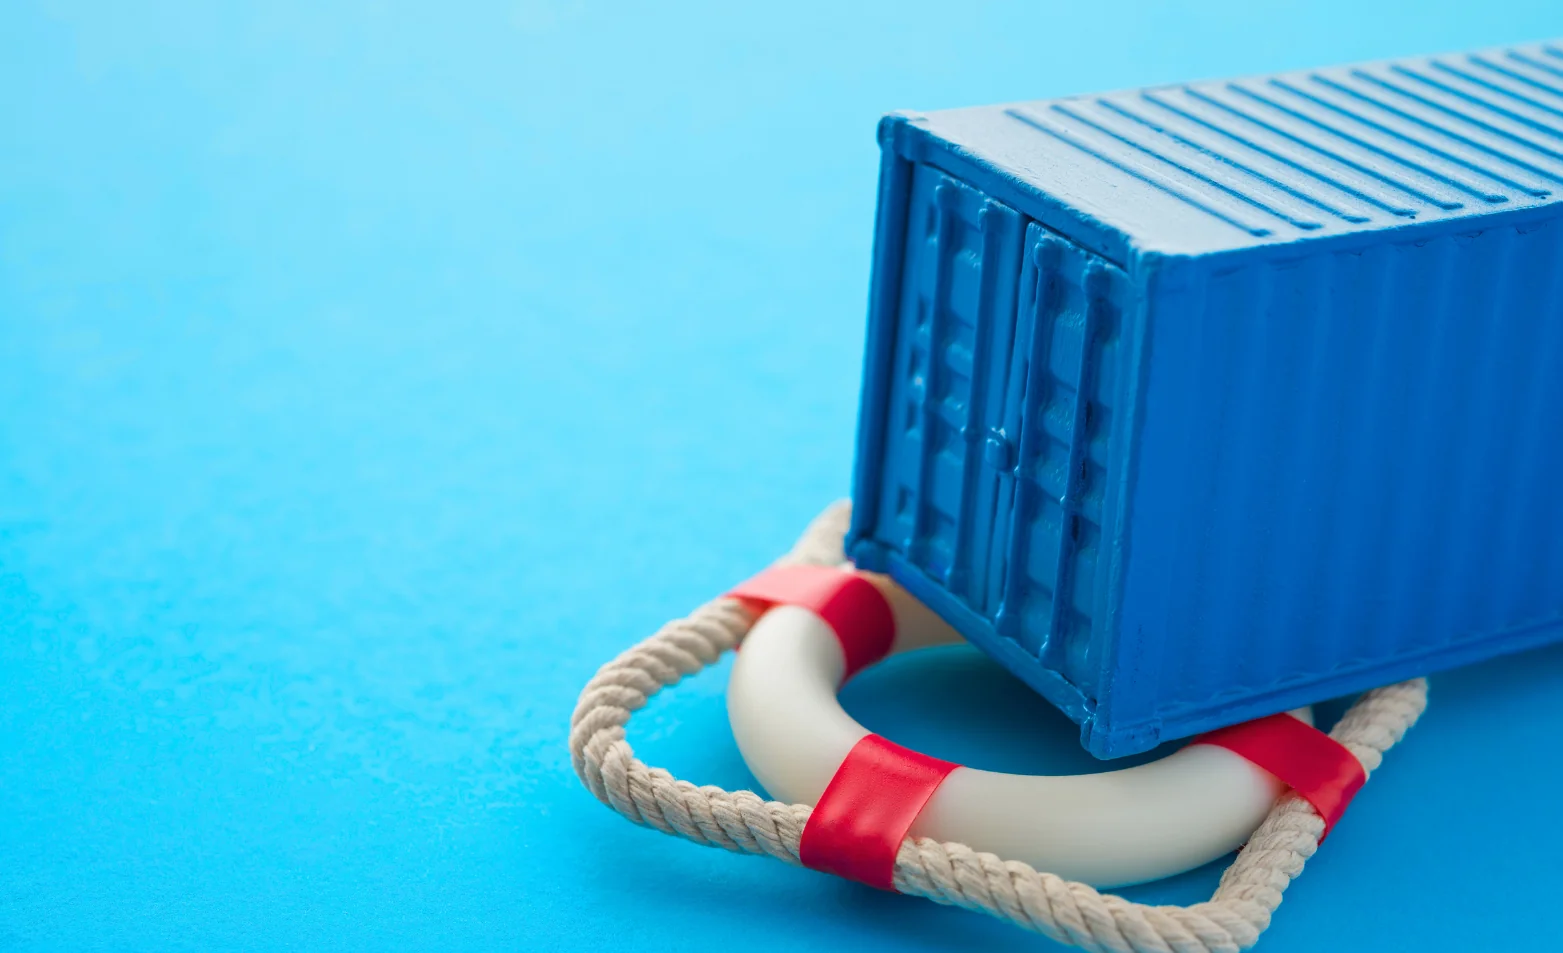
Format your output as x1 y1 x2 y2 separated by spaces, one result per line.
2 3 1560 951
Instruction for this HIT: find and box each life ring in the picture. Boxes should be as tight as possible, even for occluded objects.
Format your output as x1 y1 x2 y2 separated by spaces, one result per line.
726 570 1312 888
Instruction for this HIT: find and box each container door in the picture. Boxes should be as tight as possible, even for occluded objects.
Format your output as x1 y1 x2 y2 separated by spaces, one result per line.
877 164 1023 605
988 222 1119 672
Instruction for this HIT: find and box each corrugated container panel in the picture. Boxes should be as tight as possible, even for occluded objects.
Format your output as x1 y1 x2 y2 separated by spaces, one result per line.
847 39 1563 758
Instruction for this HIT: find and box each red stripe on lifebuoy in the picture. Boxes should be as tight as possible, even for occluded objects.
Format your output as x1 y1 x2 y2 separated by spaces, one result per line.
728 565 895 680
1195 713 1366 838
798 733 958 890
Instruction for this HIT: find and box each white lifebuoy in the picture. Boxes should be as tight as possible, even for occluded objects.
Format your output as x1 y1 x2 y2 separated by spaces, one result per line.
726 571 1311 888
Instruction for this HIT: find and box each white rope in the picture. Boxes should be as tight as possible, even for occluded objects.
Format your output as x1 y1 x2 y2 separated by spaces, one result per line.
569 501 1428 952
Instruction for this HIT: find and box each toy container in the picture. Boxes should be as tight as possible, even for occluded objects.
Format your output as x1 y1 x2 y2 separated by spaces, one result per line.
845 40 1563 758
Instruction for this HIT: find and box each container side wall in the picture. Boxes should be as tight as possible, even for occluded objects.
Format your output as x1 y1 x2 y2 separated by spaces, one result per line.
1115 215 1563 743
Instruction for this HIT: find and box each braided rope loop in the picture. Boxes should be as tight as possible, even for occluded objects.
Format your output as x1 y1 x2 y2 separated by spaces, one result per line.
568 501 1428 953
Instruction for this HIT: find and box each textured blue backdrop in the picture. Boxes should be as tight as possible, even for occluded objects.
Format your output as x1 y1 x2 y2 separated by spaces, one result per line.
3 3 1561 951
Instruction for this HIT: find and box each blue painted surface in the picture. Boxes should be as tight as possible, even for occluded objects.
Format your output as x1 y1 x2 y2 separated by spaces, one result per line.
3 3 1563 952
847 41 1563 757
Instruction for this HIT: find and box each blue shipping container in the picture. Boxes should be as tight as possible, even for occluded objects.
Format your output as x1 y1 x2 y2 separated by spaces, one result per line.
845 40 1563 758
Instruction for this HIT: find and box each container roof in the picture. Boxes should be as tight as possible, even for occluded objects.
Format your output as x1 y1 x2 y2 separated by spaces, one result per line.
908 40 1563 260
